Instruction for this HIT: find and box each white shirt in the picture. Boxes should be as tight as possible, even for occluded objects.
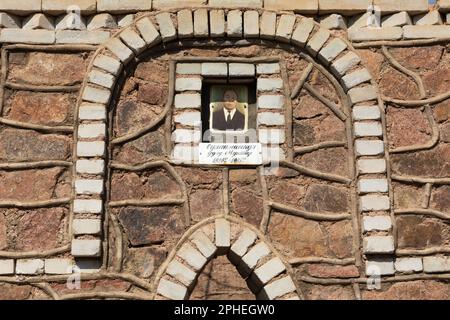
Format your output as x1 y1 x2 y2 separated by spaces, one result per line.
223 108 237 121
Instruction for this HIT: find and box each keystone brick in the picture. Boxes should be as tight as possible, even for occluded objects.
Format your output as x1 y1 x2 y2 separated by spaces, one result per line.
71 239 102 257
275 14 296 43
260 11 277 39
194 9 208 37
156 12 177 42
210 10 225 37
215 219 231 255
227 10 243 38
243 10 259 38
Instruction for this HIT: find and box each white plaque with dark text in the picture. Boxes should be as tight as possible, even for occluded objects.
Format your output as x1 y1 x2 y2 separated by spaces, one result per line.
199 143 262 165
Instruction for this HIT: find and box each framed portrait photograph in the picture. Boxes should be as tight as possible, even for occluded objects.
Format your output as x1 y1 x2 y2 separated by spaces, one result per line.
209 85 249 133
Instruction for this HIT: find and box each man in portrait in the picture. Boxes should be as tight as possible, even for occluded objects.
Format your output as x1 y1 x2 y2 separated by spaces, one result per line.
212 89 246 131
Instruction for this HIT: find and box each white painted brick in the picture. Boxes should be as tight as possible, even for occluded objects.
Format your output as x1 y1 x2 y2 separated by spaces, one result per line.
258 95 284 109
395 258 423 272
240 242 271 275
117 14 135 28
97 0 151 13
210 10 225 37
56 30 110 44
78 123 106 139
75 179 104 195
318 38 348 65
190 231 217 260
44 259 73 274
359 178 388 193
357 159 386 174
119 28 146 54
77 141 105 157
175 78 202 91
88 69 115 89
136 17 161 46
366 259 395 276
215 218 231 254
193 9 208 38
0 13 21 28
262 146 286 163
413 11 443 26
260 11 276 39
0 29 55 44
257 276 296 300
305 28 331 56
177 243 207 272
166 260 197 287
0 260 14 275
257 112 285 126
172 129 201 143
157 278 187 300
331 51 361 76
291 17 315 47
229 229 258 265
93 54 122 75
156 12 177 42
363 216 392 232
79 103 106 121
174 111 201 126
320 14 347 30
259 129 285 144
209 0 262 7
229 63 255 77
201 63 228 76
87 13 117 30
71 239 102 257
348 27 403 42
76 159 105 175
0 0 41 15
275 14 296 42
105 38 134 63
354 122 383 137
355 140 384 156
342 69 372 90
251 257 286 287
227 10 242 37
82 85 111 104
360 195 390 211
16 259 44 275
177 63 202 75
257 78 283 91
423 256 450 273
174 93 201 109
352 105 381 120
348 86 378 104
23 13 54 30
257 63 280 75
363 236 395 254
172 144 199 164
243 10 259 38
73 219 102 235
73 199 103 214
382 12 412 27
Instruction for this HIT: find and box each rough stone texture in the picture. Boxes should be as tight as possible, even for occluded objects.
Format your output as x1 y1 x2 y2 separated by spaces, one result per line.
362 281 449 300
396 215 450 249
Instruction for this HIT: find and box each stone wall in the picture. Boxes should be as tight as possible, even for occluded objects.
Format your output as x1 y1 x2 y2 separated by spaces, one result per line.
0 3 449 300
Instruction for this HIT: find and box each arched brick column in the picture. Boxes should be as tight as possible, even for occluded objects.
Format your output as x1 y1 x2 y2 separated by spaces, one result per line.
153 215 301 300
71 8 393 281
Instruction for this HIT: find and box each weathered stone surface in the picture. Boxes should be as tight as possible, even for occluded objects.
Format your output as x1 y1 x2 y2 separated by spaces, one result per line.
434 101 450 123
0 284 31 300
305 284 355 300
0 29 55 44
397 215 449 249
115 100 163 136
137 82 168 105
0 129 70 162
0 168 68 201
118 207 184 246
431 186 450 213
423 65 450 96
390 45 442 70
232 188 263 226
8 52 86 86
97 0 151 13
391 144 450 178
190 188 223 222
303 184 350 213
362 280 449 300
296 147 349 177
306 265 359 278
124 246 167 278
380 66 421 100
387 107 431 148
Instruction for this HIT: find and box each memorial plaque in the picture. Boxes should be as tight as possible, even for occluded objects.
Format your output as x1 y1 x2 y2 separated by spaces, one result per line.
199 143 262 165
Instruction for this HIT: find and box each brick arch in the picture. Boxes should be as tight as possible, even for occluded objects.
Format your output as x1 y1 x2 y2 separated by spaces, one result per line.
152 215 301 300
71 8 392 283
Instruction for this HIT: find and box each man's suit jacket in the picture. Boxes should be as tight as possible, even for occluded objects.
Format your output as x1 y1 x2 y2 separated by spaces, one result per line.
212 108 245 131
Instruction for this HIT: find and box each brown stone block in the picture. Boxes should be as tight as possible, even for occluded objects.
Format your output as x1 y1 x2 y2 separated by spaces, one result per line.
295 147 349 177
304 284 356 300
176 167 222 186
379 66 420 100
114 100 164 137
231 188 263 227
112 130 166 164
423 66 450 96
434 101 450 123
269 181 306 207
137 82 168 105
7 52 87 86
123 246 167 278
303 184 350 213
356 48 385 79
306 264 360 278
0 284 32 300
361 281 449 300
389 46 443 71
430 186 450 213
396 215 449 249
189 188 223 222
393 182 424 209
134 61 169 84
0 129 71 162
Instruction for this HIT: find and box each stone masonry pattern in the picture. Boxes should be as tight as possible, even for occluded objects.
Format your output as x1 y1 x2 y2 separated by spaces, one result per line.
0 1 449 300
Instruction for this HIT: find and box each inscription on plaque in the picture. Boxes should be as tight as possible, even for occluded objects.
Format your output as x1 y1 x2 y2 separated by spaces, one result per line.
199 143 262 165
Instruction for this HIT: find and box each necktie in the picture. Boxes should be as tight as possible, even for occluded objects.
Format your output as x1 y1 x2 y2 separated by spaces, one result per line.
227 112 232 123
